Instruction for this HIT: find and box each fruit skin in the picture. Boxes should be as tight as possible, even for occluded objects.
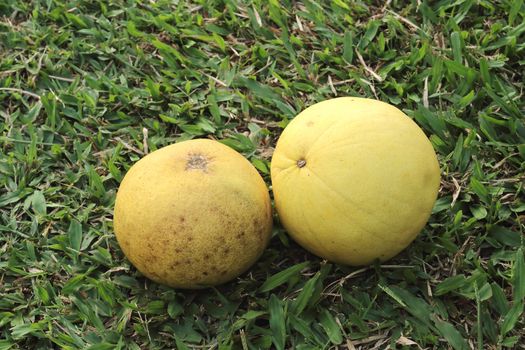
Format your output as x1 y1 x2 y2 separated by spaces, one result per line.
114 139 272 289
270 97 440 266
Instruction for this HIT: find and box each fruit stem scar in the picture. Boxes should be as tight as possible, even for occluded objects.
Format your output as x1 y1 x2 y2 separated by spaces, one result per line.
186 153 210 171
297 159 306 168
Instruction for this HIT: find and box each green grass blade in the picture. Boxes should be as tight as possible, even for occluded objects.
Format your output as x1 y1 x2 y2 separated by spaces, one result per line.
260 262 309 293
500 301 524 336
512 248 525 302
319 309 343 345
290 272 320 315
269 294 286 350
432 317 469 350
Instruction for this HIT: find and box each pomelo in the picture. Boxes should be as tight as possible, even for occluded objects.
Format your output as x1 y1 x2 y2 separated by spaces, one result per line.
114 139 272 288
270 97 440 265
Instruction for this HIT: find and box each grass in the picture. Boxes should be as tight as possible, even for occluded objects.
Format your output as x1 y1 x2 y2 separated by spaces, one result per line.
0 0 524 349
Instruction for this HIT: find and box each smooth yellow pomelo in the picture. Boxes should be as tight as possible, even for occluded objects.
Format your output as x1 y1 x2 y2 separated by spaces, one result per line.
271 97 440 265
114 139 272 289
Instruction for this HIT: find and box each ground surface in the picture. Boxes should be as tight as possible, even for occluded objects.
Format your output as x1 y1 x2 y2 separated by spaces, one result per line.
1 1 524 349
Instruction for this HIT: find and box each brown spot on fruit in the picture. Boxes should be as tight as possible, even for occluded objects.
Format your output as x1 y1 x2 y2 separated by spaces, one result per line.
179 216 185 223
185 153 210 172
202 271 209 276
175 248 182 253
145 255 158 263
204 254 210 259
223 247 230 254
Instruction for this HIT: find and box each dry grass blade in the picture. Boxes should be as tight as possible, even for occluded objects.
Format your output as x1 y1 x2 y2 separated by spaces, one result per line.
0 87 41 99
356 50 383 82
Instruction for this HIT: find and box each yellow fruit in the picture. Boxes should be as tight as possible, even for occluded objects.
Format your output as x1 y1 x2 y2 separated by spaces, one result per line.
271 97 440 265
114 139 272 289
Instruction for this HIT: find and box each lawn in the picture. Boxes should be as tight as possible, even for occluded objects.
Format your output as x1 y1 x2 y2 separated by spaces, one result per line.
1 0 524 349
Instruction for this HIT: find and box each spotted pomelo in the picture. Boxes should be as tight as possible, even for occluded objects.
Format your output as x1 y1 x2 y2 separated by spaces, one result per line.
114 139 272 288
